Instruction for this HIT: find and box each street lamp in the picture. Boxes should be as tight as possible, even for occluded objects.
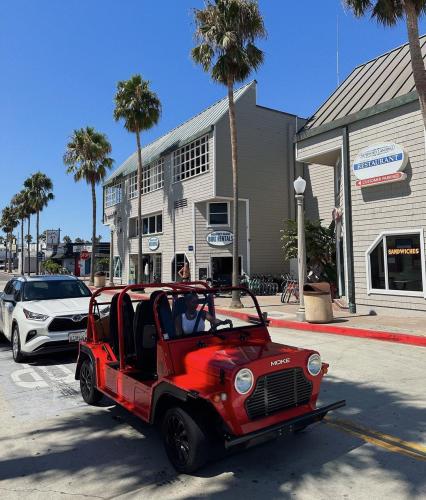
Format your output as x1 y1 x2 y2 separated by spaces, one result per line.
293 176 306 322
108 223 115 286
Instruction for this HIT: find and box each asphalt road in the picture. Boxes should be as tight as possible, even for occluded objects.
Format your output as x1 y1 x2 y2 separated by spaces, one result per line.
0 327 425 499
0 273 425 499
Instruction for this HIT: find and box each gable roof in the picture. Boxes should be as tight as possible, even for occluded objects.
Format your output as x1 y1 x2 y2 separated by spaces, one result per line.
299 35 426 134
105 80 256 185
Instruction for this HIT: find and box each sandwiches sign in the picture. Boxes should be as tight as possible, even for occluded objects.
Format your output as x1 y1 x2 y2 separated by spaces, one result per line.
352 143 408 188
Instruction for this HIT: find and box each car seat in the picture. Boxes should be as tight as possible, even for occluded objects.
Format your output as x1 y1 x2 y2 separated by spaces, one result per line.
151 291 174 339
133 300 157 378
109 293 135 360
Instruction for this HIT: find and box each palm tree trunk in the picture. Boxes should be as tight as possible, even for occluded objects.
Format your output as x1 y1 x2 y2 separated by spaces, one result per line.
136 130 143 283
90 181 96 286
227 79 243 308
4 239 8 273
20 219 24 275
27 216 31 276
405 1 426 128
36 210 40 274
7 234 12 273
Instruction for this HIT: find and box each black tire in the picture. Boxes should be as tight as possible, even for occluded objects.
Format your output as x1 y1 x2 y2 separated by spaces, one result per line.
12 324 25 363
80 358 103 405
162 406 209 473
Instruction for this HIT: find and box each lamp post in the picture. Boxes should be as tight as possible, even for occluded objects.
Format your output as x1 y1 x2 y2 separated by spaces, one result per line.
108 224 115 286
294 176 306 322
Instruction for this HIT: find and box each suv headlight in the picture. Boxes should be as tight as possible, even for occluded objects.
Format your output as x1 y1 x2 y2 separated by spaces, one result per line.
23 309 49 321
234 368 254 395
307 353 322 376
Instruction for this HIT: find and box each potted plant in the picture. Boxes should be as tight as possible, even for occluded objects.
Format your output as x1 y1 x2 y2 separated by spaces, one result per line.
94 270 106 288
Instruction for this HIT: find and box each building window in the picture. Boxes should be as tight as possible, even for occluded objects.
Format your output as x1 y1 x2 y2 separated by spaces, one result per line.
128 173 137 199
173 135 209 182
367 231 425 295
128 158 164 199
208 202 229 226
129 213 163 237
105 182 122 208
113 256 122 278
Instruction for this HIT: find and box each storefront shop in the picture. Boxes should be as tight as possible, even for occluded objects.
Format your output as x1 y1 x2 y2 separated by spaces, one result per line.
295 37 426 315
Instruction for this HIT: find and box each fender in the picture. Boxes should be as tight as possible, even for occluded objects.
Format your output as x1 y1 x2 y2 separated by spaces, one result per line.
75 344 96 380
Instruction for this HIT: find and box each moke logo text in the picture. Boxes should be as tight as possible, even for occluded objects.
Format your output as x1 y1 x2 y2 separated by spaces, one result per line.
271 358 290 367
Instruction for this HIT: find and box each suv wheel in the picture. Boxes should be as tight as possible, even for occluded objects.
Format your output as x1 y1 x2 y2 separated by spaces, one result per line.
80 358 103 405
12 325 25 363
162 406 208 473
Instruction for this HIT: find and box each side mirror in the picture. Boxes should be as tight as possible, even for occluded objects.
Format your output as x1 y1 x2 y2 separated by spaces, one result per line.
3 294 16 305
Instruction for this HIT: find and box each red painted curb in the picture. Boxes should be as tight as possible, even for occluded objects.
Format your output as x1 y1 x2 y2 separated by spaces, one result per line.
214 307 426 348
90 287 426 347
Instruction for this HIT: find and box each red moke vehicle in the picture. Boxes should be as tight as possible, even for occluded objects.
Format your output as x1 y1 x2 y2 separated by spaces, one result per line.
75 282 345 473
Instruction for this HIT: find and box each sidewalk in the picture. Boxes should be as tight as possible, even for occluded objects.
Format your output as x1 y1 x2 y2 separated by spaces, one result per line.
213 294 426 347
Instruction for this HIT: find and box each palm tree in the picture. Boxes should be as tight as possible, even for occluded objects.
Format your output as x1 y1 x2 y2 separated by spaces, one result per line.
1 206 18 273
11 190 31 275
113 75 161 283
64 127 113 285
24 172 54 273
344 1 426 128
192 0 266 307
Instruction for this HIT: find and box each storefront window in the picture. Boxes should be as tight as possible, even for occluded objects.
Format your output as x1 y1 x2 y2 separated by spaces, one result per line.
368 232 424 294
113 256 122 278
386 234 422 292
370 239 385 290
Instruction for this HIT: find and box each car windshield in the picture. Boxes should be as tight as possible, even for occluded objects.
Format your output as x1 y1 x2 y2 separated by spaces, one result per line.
23 280 92 301
154 289 264 340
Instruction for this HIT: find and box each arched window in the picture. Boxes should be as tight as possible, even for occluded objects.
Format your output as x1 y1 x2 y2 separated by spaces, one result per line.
366 230 425 296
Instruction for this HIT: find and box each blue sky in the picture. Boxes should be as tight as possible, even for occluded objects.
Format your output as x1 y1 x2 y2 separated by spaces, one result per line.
1 0 425 241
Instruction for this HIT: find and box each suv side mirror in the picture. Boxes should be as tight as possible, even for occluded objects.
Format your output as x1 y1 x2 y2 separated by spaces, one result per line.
3 294 16 305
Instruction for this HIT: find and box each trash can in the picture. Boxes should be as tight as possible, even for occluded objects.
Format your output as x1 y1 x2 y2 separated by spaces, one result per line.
303 282 333 323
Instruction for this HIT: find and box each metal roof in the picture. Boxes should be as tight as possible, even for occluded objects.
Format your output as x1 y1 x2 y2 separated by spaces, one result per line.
105 80 256 185
301 35 426 132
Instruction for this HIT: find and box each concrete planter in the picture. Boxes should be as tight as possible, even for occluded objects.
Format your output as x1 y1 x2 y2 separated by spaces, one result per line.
94 274 106 288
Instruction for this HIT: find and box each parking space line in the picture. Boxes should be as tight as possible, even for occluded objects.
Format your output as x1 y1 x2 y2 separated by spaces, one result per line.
325 416 426 461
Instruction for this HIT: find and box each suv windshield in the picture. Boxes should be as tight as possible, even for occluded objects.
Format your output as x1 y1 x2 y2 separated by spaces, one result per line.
23 280 92 301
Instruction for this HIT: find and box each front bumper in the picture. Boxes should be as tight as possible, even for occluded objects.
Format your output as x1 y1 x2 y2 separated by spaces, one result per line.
224 400 346 449
23 340 80 357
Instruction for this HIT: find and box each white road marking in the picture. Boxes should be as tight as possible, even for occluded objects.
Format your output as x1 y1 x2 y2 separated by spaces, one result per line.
10 364 49 389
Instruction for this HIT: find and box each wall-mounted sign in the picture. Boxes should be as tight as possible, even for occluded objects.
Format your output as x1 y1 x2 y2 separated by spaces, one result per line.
148 237 160 251
45 229 60 248
352 143 408 188
188 245 194 252
206 230 233 247
80 250 90 261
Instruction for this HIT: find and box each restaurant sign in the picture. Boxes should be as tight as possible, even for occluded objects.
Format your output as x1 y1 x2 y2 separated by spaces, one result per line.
206 230 233 247
352 143 408 188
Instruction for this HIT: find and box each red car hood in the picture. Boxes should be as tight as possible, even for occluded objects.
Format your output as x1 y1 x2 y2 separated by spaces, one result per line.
184 341 313 376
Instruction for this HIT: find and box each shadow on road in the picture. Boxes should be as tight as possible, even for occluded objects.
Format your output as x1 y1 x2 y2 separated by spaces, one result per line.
0 374 424 499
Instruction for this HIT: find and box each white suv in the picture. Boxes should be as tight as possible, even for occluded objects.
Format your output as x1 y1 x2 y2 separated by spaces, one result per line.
0 275 106 362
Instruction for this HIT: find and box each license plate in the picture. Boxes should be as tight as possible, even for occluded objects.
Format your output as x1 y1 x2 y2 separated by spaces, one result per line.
69 331 86 342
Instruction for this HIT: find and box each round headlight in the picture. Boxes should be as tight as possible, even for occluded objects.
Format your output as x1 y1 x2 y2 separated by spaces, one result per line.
234 368 254 395
307 353 322 376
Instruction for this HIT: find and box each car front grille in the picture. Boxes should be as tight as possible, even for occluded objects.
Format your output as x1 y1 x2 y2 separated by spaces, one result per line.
48 315 89 332
245 368 312 420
